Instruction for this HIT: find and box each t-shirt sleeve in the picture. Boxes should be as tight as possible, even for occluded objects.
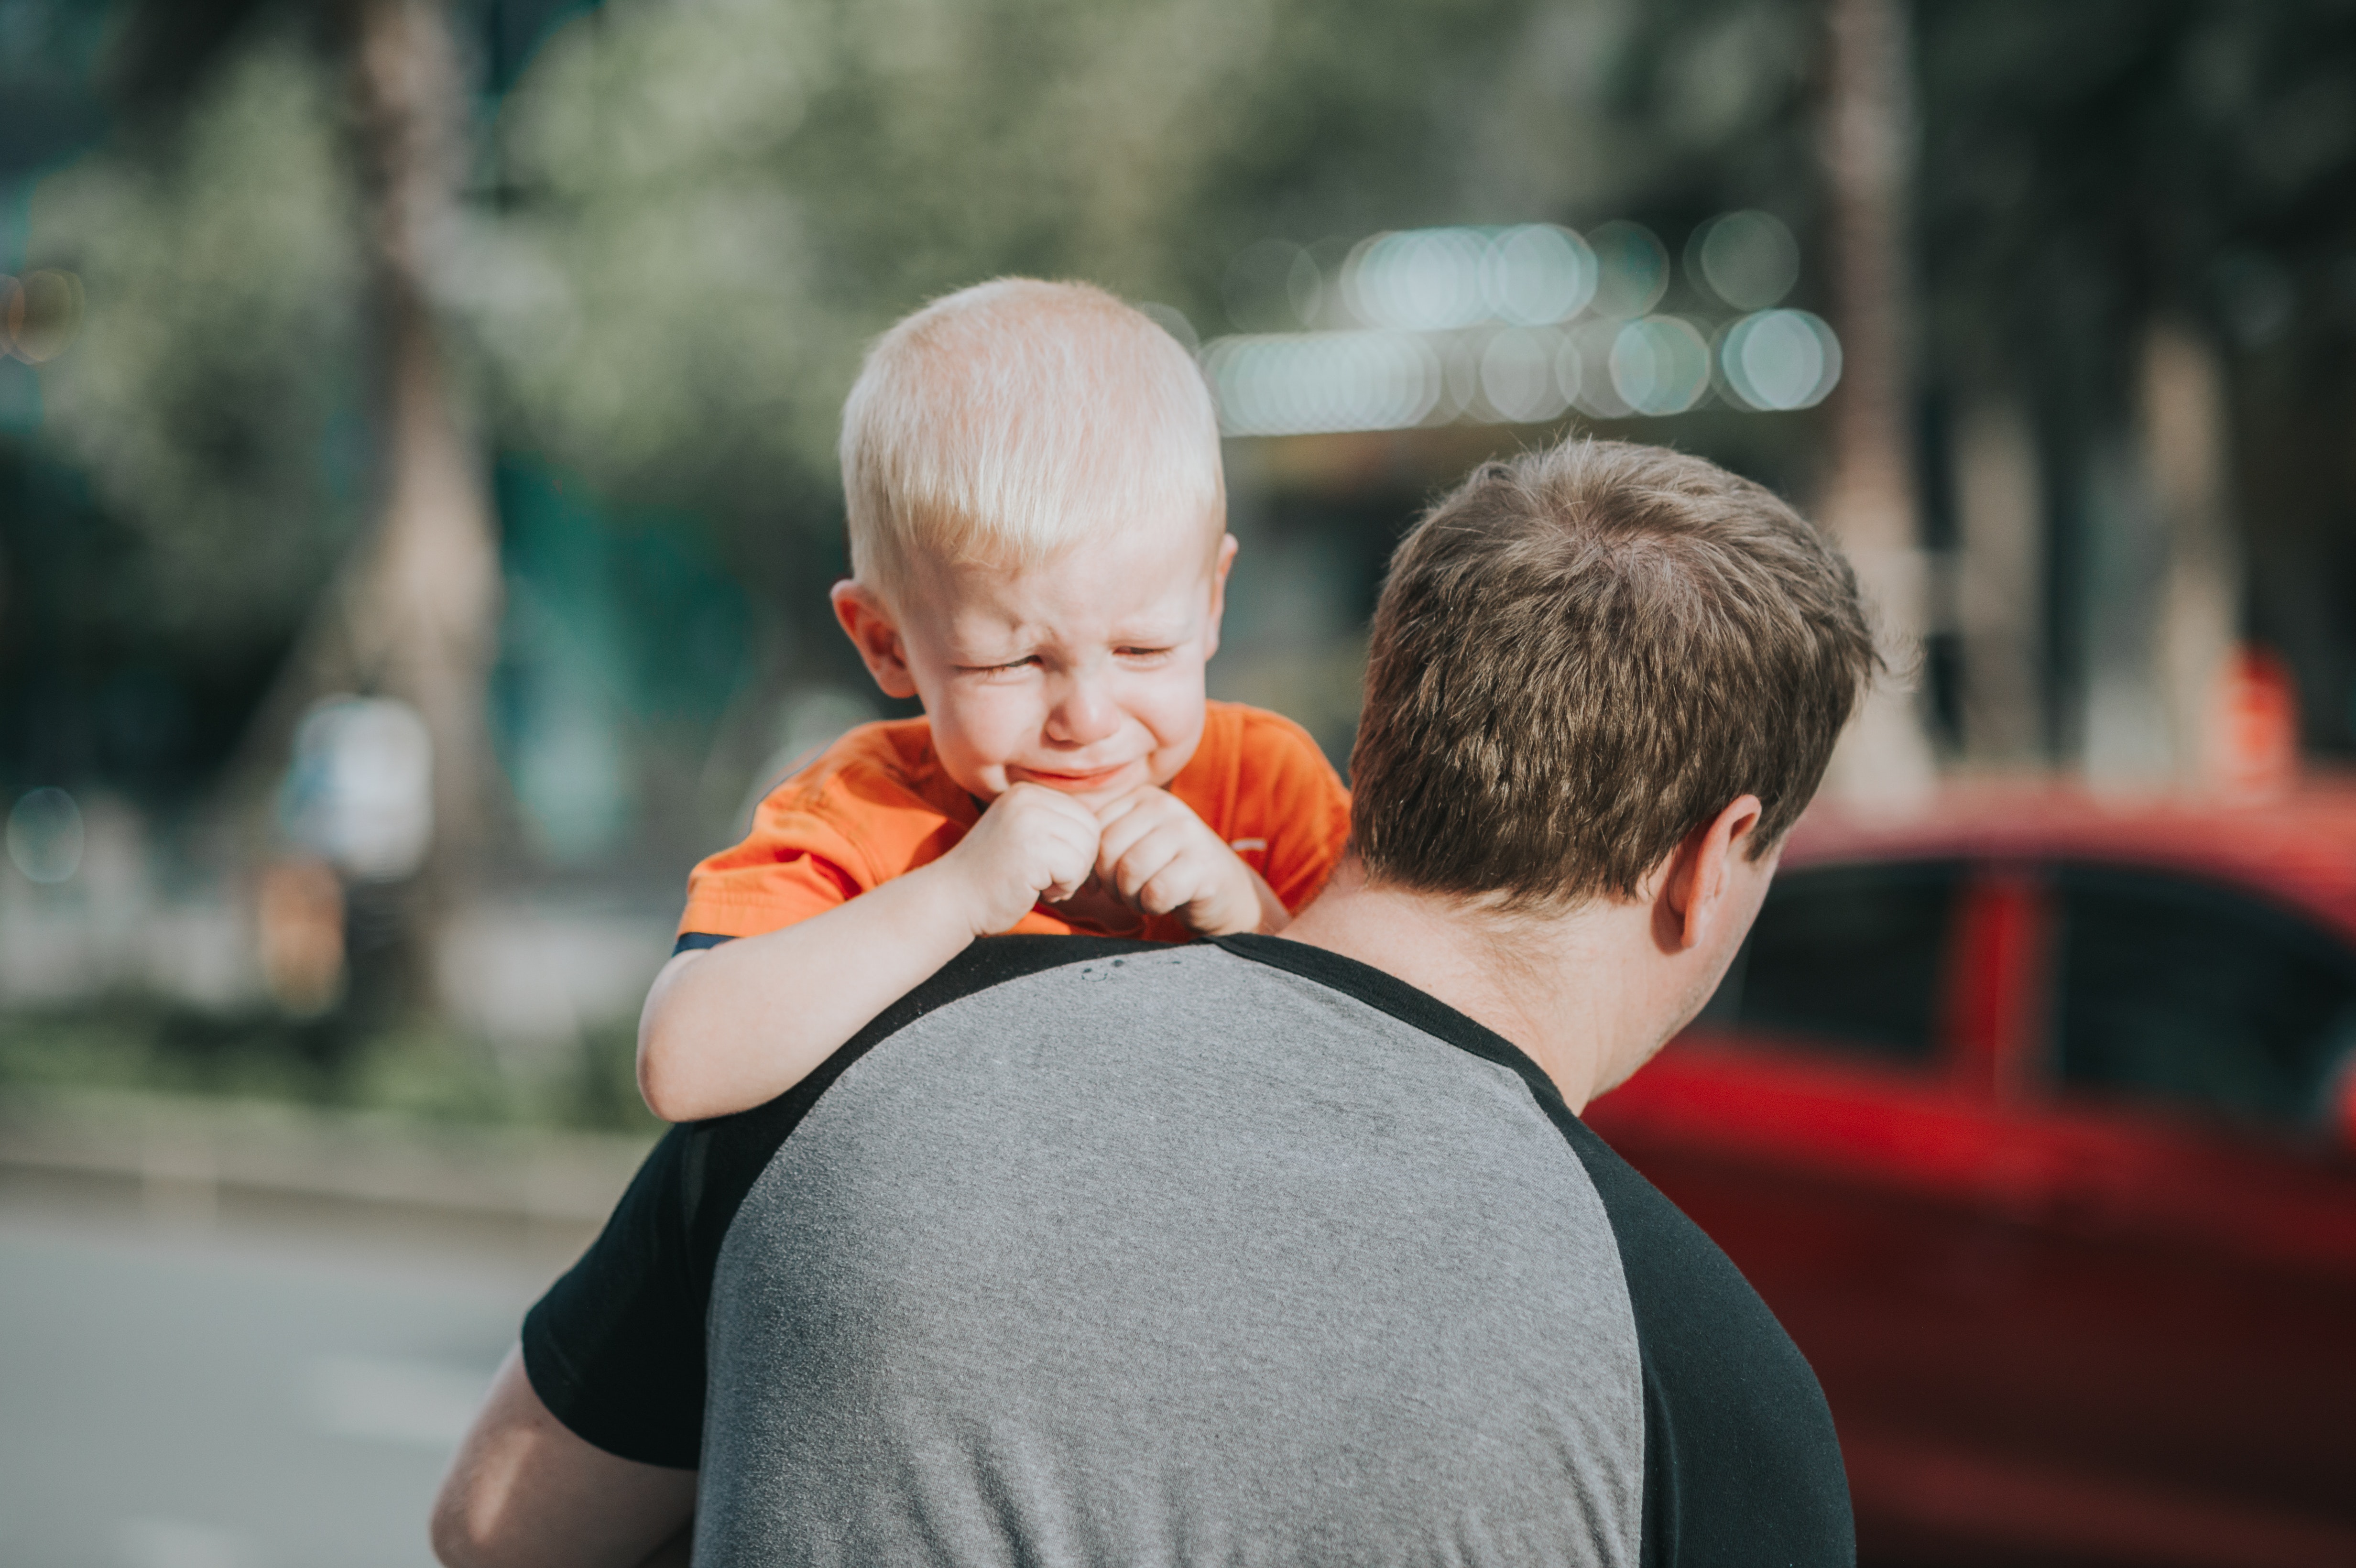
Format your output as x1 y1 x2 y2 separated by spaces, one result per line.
1553 1116 1856 1567
1235 712 1353 913
676 803 871 939
521 1127 710 1468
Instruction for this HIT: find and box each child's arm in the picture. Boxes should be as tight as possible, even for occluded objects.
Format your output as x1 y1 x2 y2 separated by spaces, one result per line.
637 784 1101 1122
1091 787 1290 936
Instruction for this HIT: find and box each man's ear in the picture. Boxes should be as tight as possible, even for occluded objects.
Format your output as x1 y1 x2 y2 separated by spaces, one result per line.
1659 794 1766 952
830 580 918 700
1201 532 1240 661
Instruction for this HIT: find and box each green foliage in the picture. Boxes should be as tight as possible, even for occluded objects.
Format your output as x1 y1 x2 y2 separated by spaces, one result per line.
0 1002 664 1134
23 0 1845 603
1917 0 2356 382
26 29 364 666
463 0 1826 523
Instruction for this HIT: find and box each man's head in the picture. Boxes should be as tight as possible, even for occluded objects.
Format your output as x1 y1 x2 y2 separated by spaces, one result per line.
1353 437 1874 905
1330 438 1876 1090
830 279 1233 806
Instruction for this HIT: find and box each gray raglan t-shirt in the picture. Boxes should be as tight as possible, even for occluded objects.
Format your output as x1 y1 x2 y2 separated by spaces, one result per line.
525 936 1853 1568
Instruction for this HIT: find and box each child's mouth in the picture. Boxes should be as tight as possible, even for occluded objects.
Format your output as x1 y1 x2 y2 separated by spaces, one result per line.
1013 763 1134 792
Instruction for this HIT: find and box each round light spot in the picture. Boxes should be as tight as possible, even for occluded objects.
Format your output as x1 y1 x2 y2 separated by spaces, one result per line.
1483 225 1597 325
1479 327 1569 423
1587 221 1669 320
1691 211 1800 310
1609 316 1712 415
1717 309 1842 410
1566 318 1634 418
6 787 85 884
1345 229 1491 331
1205 330 1444 436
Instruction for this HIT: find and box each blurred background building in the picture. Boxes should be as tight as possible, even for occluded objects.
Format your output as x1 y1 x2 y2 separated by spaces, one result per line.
5 1 2356 1562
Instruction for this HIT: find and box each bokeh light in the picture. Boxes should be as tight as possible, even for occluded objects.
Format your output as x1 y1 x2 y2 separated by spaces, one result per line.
1608 316 1712 415
1690 211 1800 310
1200 217 1831 432
1206 329 1443 435
1479 327 1570 422
1484 225 1598 325
1716 308 1842 410
1 270 85 364
1341 224 1600 331
6 787 85 884
1566 317 1633 417
1345 228 1492 331
1585 221 1669 319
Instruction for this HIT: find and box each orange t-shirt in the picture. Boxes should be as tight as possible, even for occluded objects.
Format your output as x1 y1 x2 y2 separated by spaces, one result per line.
678 701 1352 944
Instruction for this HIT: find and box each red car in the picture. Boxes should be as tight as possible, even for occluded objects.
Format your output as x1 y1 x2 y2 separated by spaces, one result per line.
1583 783 2356 1568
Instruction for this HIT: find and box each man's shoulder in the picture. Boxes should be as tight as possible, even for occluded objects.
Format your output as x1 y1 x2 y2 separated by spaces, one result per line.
1211 935 1853 1564
1547 1110 1856 1566
688 938 1160 1196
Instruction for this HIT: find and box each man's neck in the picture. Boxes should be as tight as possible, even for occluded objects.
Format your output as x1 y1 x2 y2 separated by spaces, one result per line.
1279 862 1646 1114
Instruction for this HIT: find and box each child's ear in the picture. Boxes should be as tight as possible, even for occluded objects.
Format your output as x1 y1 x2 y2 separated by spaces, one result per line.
830 580 919 700
1203 533 1240 660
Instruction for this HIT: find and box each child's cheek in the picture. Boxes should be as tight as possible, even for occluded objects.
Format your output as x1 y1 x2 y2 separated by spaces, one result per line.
949 683 1042 769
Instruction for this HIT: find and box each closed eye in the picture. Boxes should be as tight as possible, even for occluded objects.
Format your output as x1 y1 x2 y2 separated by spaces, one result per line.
957 655 1041 675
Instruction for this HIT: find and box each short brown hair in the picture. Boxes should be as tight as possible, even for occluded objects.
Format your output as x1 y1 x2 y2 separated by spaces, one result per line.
1349 438 1876 908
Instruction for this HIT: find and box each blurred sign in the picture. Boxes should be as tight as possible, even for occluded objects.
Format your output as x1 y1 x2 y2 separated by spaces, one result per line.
277 697 433 881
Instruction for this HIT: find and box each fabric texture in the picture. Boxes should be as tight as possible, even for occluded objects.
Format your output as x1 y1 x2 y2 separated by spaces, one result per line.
676 701 1352 943
524 936 1854 1568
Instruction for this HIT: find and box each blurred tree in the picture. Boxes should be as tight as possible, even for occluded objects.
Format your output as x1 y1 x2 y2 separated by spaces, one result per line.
1915 0 2356 763
461 0 1551 517
327 0 503 970
1814 0 1937 800
27 0 2356 874
29 24 363 692
31 0 501 1017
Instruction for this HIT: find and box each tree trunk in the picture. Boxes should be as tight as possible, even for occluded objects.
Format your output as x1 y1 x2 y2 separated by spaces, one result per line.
1814 0 1937 804
339 0 501 1001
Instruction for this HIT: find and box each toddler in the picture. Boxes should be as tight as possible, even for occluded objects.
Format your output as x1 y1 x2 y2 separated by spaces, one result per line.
636 280 1351 1121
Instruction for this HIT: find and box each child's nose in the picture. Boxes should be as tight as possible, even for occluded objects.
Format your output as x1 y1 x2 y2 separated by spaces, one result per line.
1046 673 1122 746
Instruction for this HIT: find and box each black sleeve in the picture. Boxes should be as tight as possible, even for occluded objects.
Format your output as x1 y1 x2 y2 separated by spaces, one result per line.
523 1124 710 1467
673 931 735 955
1208 933 1854 1565
1555 1115 1857 1568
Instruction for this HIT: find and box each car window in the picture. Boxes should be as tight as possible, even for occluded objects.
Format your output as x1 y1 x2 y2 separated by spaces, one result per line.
1698 860 1963 1065
2051 864 2356 1134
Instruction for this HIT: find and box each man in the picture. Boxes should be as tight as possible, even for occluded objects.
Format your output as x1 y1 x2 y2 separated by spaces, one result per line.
434 438 1878 1568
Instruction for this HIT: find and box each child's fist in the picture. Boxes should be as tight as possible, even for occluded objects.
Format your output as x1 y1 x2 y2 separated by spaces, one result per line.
1091 787 1280 937
942 783 1104 936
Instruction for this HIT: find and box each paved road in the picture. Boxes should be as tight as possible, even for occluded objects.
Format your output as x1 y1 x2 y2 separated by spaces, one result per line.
0 1198 556 1568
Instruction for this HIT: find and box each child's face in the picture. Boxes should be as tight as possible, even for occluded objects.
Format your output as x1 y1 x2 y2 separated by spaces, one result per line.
832 515 1236 808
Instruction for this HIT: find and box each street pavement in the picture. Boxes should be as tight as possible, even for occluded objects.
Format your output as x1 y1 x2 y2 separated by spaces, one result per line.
0 1197 558 1568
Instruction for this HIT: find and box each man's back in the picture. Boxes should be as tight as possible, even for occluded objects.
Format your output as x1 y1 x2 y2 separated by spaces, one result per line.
525 938 1853 1568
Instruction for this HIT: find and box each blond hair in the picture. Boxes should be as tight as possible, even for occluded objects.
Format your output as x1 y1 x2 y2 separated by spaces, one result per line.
839 279 1224 602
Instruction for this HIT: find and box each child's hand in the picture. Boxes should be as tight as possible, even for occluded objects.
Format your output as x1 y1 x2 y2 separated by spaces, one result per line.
938 783 1104 936
1091 787 1280 936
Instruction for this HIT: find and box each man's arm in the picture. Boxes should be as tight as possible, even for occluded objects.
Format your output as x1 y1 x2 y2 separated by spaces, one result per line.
432 1349 697 1568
